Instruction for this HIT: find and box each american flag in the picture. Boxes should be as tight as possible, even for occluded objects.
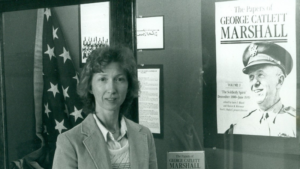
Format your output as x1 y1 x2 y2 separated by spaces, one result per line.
42 8 85 151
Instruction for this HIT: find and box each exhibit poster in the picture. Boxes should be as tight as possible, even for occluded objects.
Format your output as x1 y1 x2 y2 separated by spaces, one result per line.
215 0 296 137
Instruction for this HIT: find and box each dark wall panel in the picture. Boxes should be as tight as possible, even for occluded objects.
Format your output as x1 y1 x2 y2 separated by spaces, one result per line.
3 9 37 163
136 0 203 169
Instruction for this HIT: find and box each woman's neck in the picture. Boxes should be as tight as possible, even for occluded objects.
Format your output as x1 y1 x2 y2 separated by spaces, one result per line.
95 108 120 132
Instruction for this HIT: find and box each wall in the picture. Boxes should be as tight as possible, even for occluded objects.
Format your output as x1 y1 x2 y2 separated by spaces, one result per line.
136 0 300 169
135 0 203 169
3 9 38 163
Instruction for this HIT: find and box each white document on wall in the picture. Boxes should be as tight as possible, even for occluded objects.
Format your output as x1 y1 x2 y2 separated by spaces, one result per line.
138 68 161 134
136 16 164 49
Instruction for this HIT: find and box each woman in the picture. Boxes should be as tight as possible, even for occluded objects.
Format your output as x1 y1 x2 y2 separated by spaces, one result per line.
52 46 158 169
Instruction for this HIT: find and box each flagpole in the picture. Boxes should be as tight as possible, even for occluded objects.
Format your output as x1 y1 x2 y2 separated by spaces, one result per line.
34 8 44 145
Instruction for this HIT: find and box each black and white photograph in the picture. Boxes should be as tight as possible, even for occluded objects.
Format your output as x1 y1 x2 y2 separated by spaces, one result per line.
80 2 110 64
0 0 299 169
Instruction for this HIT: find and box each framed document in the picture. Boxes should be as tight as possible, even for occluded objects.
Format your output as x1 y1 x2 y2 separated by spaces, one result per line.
79 2 110 67
136 16 164 50
137 64 163 137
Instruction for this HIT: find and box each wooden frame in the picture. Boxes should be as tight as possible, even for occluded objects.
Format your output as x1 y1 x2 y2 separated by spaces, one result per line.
0 13 8 169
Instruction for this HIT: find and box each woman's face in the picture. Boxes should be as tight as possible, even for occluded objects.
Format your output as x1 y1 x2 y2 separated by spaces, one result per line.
90 62 128 113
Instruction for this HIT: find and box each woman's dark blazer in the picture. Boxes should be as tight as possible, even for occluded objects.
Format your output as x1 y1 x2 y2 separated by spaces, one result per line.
52 114 158 169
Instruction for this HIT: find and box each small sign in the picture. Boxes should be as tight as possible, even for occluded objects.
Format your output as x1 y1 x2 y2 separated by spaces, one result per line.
136 16 164 49
167 151 205 169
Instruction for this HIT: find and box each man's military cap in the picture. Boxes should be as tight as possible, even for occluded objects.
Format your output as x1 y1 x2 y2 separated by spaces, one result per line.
242 41 293 76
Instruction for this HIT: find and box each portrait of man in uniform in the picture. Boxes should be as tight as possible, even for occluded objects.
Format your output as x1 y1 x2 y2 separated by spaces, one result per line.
229 41 296 137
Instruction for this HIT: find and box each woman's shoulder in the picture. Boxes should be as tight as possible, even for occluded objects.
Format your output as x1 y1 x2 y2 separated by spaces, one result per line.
57 122 84 142
57 114 94 141
124 117 152 134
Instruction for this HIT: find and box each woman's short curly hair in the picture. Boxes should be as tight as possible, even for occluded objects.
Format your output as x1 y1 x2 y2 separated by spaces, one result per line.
77 46 139 115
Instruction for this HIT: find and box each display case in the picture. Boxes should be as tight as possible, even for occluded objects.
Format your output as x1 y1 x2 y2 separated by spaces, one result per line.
0 0 299 169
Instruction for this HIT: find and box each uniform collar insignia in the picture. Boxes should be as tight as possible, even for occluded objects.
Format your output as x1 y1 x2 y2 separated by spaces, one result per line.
249 44 258 57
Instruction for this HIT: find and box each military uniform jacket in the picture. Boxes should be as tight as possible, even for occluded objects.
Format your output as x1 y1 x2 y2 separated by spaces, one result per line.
232 100 296 137
52 114 158 169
